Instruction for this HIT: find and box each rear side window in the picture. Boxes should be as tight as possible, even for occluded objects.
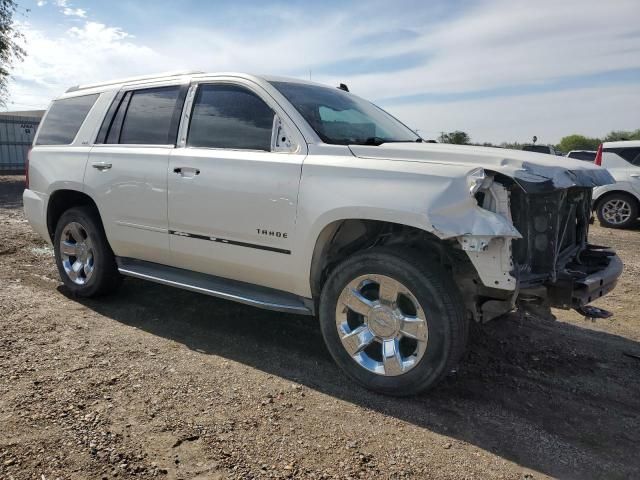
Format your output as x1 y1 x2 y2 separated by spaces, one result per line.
605 147 640 166
187 84 275 151
99 85 184 145
36 94 99 145
120 87 181 144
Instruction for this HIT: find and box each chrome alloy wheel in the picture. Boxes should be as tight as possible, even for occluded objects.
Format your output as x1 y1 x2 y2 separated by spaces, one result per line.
59 221 95 285
602 198 632 225
335 274 428 376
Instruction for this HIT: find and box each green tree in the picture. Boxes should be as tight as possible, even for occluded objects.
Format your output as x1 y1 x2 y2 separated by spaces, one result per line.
557 134 601 152
603 129 640 142
438 130 470 144
499 141 523 150
0 0 26 107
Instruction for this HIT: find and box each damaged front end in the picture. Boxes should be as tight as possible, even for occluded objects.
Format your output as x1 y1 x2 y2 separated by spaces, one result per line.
510 182 622 319
457 166 622 322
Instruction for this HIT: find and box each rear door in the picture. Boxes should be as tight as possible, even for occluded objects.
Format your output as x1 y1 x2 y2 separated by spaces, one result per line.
616 147 640 195
603 146 640 195
84 82 188 264
167 79 306 293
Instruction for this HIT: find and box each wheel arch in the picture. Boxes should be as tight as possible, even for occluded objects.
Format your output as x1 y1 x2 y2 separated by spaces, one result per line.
308 218 470 300
593 189 640 210
46 189 103 241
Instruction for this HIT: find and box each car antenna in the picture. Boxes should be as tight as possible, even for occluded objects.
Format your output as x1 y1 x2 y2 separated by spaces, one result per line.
338 83 349 92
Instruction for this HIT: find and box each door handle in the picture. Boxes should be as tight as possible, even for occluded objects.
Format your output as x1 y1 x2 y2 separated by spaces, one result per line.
92 162 112 171
173 167 200 176
631 174 640 178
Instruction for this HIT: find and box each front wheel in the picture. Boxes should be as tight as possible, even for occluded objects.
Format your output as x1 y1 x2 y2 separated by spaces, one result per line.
319 248 467 396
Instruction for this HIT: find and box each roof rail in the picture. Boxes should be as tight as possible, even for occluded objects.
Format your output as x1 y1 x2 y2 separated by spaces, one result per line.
66 70 204 93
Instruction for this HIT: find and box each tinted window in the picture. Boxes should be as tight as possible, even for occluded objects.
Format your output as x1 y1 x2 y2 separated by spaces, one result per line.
568 151 596 161
271 81 419 146
36 94 99 145
118 86 181 144
522 145 552 154
105 92 131 144
611 147 640 166
188 84 275 151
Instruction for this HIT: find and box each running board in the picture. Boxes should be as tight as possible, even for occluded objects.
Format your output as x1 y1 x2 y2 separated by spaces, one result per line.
116 257 314 316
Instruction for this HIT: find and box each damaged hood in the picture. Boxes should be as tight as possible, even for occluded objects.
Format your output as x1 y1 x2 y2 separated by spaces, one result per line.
349 143 615 192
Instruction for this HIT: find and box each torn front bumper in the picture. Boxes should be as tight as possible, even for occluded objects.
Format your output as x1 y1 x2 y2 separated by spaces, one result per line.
546 246 623 309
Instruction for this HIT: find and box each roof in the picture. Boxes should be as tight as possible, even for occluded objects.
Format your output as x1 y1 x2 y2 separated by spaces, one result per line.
259 74 337 88
603 140 640 148
66 70 205 93
0 110 45 118
63 71 335 98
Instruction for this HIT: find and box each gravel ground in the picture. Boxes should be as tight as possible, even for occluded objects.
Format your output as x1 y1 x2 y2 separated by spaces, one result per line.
1 175 639 480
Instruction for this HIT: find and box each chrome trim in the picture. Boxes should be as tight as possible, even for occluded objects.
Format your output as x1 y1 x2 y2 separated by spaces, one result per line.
336 274 428 377
168 229 290 254
114 221 168 233
66 70 204 93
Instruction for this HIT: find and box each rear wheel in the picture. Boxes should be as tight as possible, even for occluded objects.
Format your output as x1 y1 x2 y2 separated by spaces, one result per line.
596 193 639 229
53 206 121 297
319 248 467 396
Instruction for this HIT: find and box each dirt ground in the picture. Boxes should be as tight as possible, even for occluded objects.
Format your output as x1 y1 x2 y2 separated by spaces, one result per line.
1 175 638 480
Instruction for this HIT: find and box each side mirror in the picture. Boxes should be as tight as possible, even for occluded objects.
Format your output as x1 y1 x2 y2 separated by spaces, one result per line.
271 115 297 153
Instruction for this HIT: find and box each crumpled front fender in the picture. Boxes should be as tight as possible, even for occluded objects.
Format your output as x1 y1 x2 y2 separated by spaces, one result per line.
423 172 520 291
423 172 521 241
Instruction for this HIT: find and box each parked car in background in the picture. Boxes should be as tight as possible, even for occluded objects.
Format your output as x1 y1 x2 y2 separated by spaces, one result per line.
593 140 640 228
522 144 558 155
567 150 597 162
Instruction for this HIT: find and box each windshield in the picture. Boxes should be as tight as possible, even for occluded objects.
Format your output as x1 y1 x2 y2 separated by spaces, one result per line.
270 81 420 146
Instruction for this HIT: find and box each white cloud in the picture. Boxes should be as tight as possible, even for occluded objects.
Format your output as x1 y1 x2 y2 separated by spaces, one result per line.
309 0 640 101
36 1 47 6
67 21 129 43
62 7 86 18
389 85 640 144
7 21 164 107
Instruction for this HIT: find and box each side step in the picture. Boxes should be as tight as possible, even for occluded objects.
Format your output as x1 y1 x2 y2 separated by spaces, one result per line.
116 257 314 316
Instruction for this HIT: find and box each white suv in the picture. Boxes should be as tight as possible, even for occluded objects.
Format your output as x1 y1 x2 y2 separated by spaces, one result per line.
593 141 640 228
24 71 622 395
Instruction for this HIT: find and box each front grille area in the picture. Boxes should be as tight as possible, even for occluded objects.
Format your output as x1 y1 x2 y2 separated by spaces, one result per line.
510 187 591 285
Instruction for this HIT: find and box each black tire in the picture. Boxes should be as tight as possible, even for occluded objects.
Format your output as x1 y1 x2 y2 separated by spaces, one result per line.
53 206 122 297
596 193 639 229
319 247 467 396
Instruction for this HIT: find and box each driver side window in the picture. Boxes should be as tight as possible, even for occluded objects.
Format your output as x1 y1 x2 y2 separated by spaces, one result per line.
318 105 377 143
187 84 275 151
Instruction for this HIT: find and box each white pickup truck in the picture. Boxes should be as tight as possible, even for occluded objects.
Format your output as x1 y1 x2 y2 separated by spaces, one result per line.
24 71 622 395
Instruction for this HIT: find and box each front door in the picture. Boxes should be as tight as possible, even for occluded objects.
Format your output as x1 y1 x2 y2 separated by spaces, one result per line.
167 81 306 293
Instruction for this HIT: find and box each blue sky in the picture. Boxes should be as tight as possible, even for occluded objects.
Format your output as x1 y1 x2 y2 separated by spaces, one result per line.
7 0 640 143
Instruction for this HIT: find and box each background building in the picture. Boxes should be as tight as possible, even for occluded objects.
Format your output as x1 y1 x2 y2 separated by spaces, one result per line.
0 110 44 174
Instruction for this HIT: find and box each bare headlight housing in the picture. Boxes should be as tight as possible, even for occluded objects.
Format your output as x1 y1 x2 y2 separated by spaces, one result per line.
467 168 494 196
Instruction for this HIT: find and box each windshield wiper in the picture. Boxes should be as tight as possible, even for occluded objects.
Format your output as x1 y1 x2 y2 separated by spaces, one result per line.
360 137 415 146
351 137 422 146
360 136 389 146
